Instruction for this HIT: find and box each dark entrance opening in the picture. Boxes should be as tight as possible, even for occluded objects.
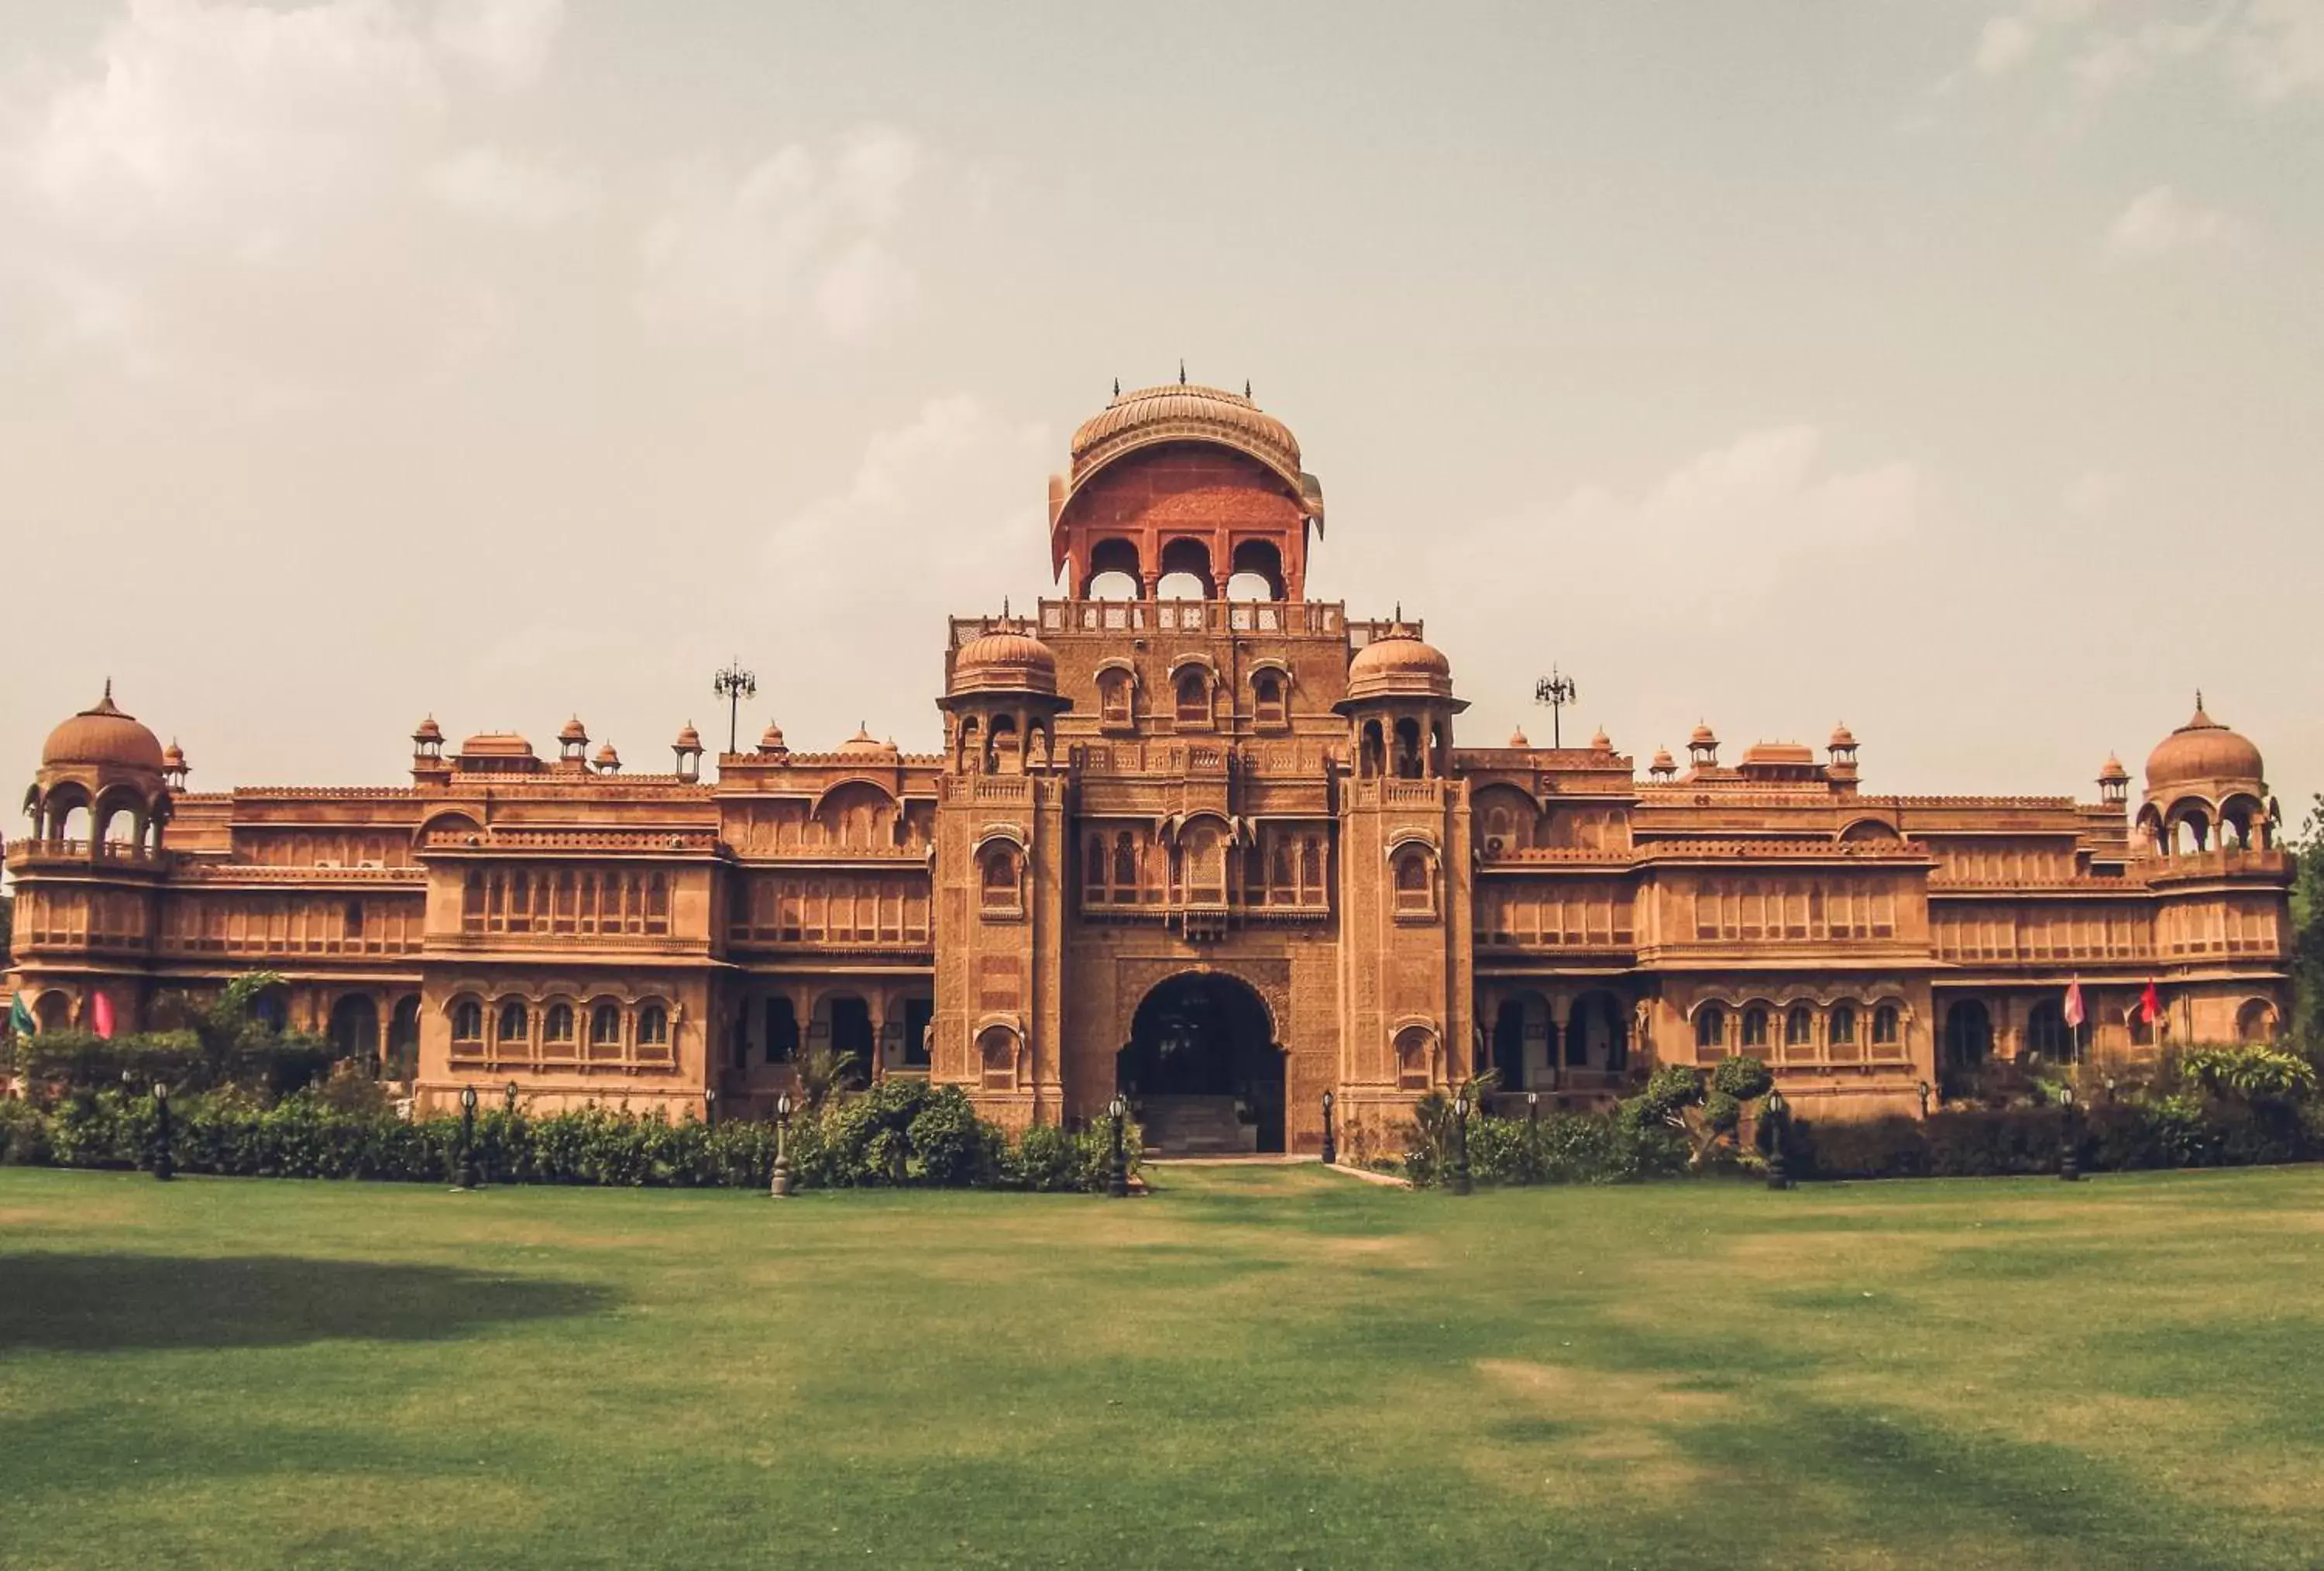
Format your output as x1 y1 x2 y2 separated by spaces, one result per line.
1116 972 1284 1154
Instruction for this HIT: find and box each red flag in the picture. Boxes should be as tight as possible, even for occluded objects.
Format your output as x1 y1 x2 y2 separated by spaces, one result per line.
2140 980 2160 1024
2063 979 2085 1030
91 992 116 1040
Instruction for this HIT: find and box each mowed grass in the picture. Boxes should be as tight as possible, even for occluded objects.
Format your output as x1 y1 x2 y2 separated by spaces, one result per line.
3 1166 2323 1570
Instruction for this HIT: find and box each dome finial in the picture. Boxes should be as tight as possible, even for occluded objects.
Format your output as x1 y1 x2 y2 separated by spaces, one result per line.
1244 378 1252 399
1178 358 1186 386
1112 376 1119 398
1002 596 1010 620
2195 687 2205 713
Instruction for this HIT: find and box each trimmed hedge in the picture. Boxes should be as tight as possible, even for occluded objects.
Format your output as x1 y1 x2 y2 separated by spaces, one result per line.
0 1081 1135 1195
1792 1098 2324 1181
1405 1109 1691 1188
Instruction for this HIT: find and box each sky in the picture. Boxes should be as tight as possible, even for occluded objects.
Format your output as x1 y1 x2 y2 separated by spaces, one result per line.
2 0 2319 824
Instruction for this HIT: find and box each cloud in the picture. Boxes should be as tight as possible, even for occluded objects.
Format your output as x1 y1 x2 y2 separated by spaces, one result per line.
2232 0 2324 101
430 0 566 90
2105 184 2253 258
1952 0 2324 107
2064 13 2222 105
3 0 579 390
427 143 595 225
635 127 925 339
748 397 1050 748
24 0 445 245
1975 15 2040 77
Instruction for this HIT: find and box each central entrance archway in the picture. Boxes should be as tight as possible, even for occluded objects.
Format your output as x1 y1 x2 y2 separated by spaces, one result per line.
1116 971 1284 1154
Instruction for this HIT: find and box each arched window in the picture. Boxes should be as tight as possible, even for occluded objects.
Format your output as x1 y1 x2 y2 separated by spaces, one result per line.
978 1026 1016 1091
1253 670 1286 726
452 999 483 1043
645 874 670 931
2236 999 2276 1043
637 1003 669 1047
2026 999 2073 1062
1394 1026 1432 1090
1830 1004 1858 1045
1872 1004 1900 1047
1741 1007 1769 1051
1393 848 1432 914
1113 832 1139 899
1360 720 1385 779
1784 1006 1813 1047
1944 1000 1992 1067
1175 669 1209 724
1695 1005 1726 1050
1085 834 1108 903
1393 717 1424 779
1098 669 1133 726
497 999 528 1046
543 1003 574 1043
590 1003 621 1049
980 844 1021 912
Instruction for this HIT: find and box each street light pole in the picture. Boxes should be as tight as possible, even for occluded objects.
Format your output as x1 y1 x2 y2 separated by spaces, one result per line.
1319 1089 1336 1167
1533 665 1578 750
713 658 758 758
1107 1095 1129 1198
455 1083 480 1191
151 1081 174 1181
1451 1091 1473 1196
2059 1086 2081 1182
768 1091 794 1198
1765 1088 1793 1191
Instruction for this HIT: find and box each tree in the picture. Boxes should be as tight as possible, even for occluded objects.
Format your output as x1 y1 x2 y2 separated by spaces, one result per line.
2292 794 2324 1050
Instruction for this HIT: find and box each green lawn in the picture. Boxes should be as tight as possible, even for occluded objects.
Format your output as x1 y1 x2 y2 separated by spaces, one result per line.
3 1164 2322 1570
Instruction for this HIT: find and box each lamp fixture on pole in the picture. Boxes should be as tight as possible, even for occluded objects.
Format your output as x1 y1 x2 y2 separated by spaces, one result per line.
1532 665 1578 749
713 658 758 758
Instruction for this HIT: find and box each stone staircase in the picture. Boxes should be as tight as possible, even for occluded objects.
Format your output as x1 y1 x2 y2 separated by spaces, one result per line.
1136 1095 1254 1157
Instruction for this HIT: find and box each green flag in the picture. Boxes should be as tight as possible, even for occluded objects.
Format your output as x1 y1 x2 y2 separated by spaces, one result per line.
9 994 34 1037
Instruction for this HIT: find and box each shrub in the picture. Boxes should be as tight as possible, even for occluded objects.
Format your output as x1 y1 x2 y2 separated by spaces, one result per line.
2181 1047 2319 1103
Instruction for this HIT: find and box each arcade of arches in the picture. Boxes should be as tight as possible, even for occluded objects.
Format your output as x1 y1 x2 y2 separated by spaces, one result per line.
5 383 2292 1153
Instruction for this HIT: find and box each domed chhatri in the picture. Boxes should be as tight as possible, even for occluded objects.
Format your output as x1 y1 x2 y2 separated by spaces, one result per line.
1069 382 1301 490
950 629 1059 696
837 724 900 761
2145 696 2264 792
1344 624 1454 703
756 720 789 755
1507 727 1530 748
42 683 166 773
673 722 703 752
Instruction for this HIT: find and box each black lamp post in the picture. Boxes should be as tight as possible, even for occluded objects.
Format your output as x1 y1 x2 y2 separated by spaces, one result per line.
1319 1089 1337 1167
504 1080 520 1114
1916 1079 1932 1119
151 1081 174 1182
455 1083 481 1191
2059 1085 2081 1182
769 1090 794 1198
1526 1089 1540 1128
703 1087 718 1130
1765 1088 1793 1191
713 658 758 758
1451 1090 1473 1196
1107 1094 1129 1198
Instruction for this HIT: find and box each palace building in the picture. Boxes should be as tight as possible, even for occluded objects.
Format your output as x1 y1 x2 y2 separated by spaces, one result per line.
5 383 2295 1153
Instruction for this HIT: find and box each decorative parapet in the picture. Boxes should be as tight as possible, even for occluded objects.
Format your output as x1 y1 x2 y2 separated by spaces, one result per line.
418 826 724 856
